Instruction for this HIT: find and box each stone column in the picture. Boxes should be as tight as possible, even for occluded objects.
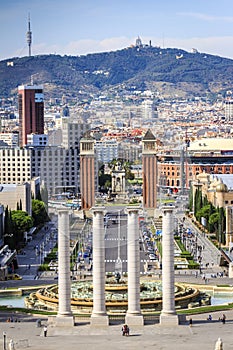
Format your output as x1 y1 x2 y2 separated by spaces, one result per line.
125 207 144 325
57 209 74 326
160 206 179 325
91 207 109 326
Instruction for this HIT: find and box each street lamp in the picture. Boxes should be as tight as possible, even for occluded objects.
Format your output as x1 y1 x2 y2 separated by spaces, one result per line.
3 331 6 350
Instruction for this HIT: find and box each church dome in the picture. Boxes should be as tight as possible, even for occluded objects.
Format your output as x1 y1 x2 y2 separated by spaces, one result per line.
216 183 228 192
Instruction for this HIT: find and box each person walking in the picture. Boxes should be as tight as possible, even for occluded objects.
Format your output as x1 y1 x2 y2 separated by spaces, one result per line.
43 325 47 337
8 339 15 350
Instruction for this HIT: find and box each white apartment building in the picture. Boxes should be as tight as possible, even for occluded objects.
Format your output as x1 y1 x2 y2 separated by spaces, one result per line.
95 139 118 163
141 99 154 120
0 146 80 197
0 148 32 183
0 132 19 147
61 118 90 149
118 141 142 163
32 146 80 197
27 134 48 147
225 99 233 121
0 183 32 215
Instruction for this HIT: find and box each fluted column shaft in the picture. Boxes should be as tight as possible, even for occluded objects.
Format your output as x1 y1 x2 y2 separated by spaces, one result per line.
161 207 176 315
58 209 72 316
127 207 141 315
92 207 106 316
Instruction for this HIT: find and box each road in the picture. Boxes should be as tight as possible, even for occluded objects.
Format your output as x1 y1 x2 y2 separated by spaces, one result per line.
104 209 149 275
0 203 228 289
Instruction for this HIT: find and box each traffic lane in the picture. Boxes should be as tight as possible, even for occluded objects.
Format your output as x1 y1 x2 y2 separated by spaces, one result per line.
105 217 127 273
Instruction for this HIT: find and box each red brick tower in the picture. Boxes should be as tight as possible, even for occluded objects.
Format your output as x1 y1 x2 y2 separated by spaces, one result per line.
142 129 157 209
80 137 96 210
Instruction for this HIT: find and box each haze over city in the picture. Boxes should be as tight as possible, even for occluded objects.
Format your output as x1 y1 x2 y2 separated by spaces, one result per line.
1 0 233 61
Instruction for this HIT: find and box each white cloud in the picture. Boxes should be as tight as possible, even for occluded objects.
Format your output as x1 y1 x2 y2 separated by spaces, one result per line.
162 36 233 59
177 12 233 22
10 35 233 61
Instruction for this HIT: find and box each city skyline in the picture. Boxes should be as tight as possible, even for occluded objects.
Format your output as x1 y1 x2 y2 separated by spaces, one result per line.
1 0 233 61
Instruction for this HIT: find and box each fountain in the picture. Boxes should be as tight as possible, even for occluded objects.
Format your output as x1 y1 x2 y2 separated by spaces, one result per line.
24 277 210 313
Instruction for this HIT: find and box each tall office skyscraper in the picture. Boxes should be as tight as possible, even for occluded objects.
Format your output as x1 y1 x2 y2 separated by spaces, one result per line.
18 85 44 147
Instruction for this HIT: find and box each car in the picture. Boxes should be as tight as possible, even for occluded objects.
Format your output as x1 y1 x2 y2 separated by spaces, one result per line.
83 250 90 258
144 236 150 241
7 273 22 280
147 248 154 253
149 254 157 260
48 260 58 270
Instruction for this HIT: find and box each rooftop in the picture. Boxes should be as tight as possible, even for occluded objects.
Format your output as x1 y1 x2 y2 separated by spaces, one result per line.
188 138 233 151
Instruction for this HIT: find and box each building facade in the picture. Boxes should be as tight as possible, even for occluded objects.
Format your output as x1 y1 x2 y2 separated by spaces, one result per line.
95 139 118 164
18 85 44 147
0 146 80 197
194 173 233 247
157 138 233 192
0 183 32 215
27 134 48 147
0 132 19 147
61 118 89 149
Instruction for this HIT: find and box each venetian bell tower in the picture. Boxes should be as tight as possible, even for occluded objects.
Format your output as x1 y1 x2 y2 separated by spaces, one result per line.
142 129 157 209
80 136 96 210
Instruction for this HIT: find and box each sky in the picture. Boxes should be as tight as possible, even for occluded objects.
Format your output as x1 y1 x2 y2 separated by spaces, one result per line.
1 0 233 61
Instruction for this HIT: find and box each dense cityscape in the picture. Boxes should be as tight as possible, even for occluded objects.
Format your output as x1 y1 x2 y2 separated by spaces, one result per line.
1 4 233 349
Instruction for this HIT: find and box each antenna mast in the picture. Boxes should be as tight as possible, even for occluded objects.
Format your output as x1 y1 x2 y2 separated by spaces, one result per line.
26 13 32 57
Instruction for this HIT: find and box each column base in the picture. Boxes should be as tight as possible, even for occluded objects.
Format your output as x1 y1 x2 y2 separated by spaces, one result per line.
90 314 109 326
125 313 144 326
55 315 75 327
160 313 179 326
228 262 233 278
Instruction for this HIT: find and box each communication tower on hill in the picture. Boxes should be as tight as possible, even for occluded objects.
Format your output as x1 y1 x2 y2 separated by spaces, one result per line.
26 13 32 57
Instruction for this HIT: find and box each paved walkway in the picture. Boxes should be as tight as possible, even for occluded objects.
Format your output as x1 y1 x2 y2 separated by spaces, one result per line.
1 219 233 349
0 310 233 350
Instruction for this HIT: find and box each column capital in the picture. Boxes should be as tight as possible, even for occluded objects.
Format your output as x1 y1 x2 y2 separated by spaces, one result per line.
91 206 106 216
125 206 141 215
57 208 71 215
161 205 175 214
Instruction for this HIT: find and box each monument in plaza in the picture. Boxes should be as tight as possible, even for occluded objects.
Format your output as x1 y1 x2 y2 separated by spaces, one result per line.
125 207 144 325
56 209 74 326
160 206 179 325
54 205 181 327
90 207 109 326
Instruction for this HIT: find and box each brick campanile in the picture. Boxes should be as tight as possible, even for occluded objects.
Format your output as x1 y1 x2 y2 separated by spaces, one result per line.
80 136 96 210
142 129 157 209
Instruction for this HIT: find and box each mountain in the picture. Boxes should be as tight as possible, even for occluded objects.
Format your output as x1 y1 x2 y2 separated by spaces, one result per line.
1 46 233 100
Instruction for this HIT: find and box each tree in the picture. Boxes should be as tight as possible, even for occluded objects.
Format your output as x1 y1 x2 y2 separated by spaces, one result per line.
40 185 49 211
218 207 226 245
196 205 211 223
4 207 15 249
11 210 34 248
209 212 220 233
32 199 49 227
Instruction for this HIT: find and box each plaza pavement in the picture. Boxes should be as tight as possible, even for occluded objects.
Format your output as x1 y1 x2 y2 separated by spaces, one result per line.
1 222 233 349
0 309 233 350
